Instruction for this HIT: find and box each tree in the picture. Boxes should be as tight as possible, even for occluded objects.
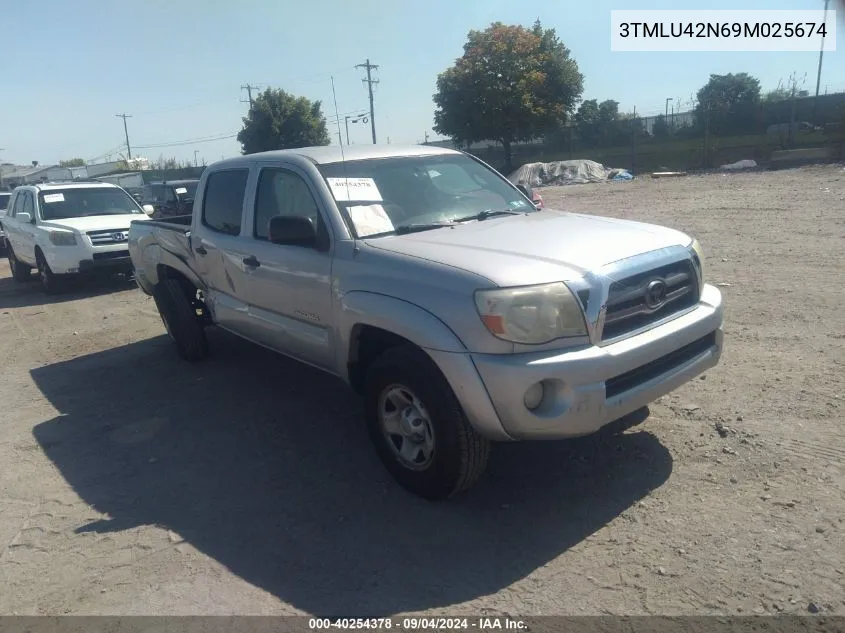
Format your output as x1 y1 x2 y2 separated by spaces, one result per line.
433 20 583 171
238 88 330 155
59 158 85 167
574 99 623 147
695 73 762 136
652 114 670 138
764 86 791 103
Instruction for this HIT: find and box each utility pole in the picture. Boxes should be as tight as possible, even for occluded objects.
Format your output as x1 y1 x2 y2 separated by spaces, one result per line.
355 59 379 144
240 84 258 108
424 130 430 144
194 150 199 167
813 0 830 124
115 113 132 159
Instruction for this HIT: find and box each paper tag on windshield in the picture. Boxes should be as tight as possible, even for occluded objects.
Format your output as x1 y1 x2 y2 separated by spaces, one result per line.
174 187 188 195
326 177 382 202
42 193 64 203
347 204 394 237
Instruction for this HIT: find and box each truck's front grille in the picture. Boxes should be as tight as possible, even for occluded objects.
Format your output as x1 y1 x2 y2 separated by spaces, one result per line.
87 229 128 245
602 258 699 341
605 331 717 399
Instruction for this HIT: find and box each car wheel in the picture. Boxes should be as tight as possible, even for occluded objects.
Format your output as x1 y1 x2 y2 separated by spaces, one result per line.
364 345 490 500
35 252 62 294
153 278 208 361
7 246 32 282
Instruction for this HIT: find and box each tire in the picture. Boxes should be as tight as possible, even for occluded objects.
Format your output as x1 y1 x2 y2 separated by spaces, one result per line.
153 278 208 361
364 345 490 500
7 246 32 282
35 251 63 294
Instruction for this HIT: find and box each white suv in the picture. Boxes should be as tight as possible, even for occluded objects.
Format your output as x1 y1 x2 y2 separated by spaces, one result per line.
3 182 149 293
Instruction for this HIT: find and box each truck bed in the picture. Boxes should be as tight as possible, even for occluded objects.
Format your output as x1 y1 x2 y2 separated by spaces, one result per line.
133 214 192 232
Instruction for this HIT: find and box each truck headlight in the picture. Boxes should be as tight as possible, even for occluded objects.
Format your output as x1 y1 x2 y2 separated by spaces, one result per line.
474 282 587 344
690 238 705 287
48 231 77 246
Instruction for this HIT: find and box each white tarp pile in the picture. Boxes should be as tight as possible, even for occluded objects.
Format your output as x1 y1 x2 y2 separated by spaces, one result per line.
720 159 757 171
509 159 632 187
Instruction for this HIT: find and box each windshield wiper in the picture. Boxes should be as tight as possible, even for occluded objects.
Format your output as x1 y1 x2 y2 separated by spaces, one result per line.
451 209 525 223
394 222 455 235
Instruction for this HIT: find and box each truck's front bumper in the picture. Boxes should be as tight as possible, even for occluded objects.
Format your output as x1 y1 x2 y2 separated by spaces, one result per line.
429 284 723 441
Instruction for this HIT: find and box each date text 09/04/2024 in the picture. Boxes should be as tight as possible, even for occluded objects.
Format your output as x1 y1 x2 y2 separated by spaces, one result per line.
619 22 828 39
308 617 527 630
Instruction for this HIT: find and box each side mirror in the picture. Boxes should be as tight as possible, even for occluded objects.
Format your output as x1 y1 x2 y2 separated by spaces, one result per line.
269 215 317 248
142 204 155 215
16 211 32 224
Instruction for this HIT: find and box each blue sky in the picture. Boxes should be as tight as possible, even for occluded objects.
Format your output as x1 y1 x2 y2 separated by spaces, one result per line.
3 0 841 166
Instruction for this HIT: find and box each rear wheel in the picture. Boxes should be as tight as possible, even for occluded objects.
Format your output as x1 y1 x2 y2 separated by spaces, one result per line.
153 278 208 361
364 345 490 500
7 246 32 282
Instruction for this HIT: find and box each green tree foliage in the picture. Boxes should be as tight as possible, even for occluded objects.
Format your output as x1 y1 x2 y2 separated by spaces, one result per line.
238 88 331 155
59 158 85 167
695 73 762 136
651 114 670 138
574 99 627 147
764 86 791 103
433 20 583 171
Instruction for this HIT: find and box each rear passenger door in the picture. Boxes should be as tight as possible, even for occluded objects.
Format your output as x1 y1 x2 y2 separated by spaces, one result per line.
190 168 257 336
17 192 38 264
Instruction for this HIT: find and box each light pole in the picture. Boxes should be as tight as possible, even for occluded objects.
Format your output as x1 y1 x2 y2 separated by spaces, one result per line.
813 0 830 124
194 150 199 167
344 114 368 145
665 97 673 121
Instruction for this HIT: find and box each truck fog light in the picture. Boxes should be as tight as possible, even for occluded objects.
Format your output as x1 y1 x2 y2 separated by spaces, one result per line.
524 381 545 410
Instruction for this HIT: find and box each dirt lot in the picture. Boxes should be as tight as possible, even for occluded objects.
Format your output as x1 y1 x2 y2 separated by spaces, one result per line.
0 165 843 617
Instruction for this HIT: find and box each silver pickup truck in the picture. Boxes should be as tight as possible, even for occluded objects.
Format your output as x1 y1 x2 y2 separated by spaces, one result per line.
128 145 723 500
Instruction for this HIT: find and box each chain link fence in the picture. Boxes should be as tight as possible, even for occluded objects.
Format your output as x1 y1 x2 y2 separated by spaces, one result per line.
452 92 845 176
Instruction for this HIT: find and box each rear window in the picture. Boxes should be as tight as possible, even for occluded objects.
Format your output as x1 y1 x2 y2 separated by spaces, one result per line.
0 194 10 211
38 187 145 220
201 170 248 236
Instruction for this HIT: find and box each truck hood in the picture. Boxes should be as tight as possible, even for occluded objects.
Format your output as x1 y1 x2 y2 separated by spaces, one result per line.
364 210 692 286
40 214 148 233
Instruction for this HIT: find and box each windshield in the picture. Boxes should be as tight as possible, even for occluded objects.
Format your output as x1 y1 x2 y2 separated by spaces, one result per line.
0 194 10 211
173 182 198 200
38 187 145 220
317 154 535 238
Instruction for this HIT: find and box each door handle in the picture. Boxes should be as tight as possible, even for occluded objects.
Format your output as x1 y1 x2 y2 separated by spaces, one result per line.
243 255 260 268
195 245 207 255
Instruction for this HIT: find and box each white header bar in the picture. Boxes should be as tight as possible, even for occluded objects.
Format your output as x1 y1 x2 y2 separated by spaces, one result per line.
611 10 836 52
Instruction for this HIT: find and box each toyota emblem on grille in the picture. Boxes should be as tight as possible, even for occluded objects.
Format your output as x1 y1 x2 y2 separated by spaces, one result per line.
644 279 668 310
112 232 126 241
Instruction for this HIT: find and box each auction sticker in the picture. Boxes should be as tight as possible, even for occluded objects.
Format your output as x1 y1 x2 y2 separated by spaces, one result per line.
347 204 394 237
327 177 383 202
42 193 65 203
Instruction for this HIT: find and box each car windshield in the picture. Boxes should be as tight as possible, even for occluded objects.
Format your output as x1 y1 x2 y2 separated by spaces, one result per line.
173 182 198 199
0 194 10 211
38 187 145 220
317 154 535 238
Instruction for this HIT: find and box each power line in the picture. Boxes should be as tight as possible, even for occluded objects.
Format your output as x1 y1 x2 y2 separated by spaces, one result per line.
355 59 379 144
115 113 132 159
134 132 238 149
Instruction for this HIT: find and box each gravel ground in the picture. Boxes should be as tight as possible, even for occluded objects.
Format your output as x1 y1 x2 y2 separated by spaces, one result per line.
0 165 842 617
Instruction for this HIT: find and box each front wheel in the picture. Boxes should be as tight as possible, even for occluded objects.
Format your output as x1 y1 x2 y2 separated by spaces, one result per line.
153 278 208 361
364 345 490 500
7 246 32 282
35 251 63 294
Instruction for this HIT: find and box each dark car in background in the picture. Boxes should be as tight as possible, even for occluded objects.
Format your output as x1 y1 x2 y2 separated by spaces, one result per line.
139 180 199 219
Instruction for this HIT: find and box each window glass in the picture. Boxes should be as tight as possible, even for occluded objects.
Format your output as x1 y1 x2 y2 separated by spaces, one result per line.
317 154 532 238
0 194 11 211
37 188 143 220
23 192 34 214
201 169 248 236
254 168 321 240
11 192 25 216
